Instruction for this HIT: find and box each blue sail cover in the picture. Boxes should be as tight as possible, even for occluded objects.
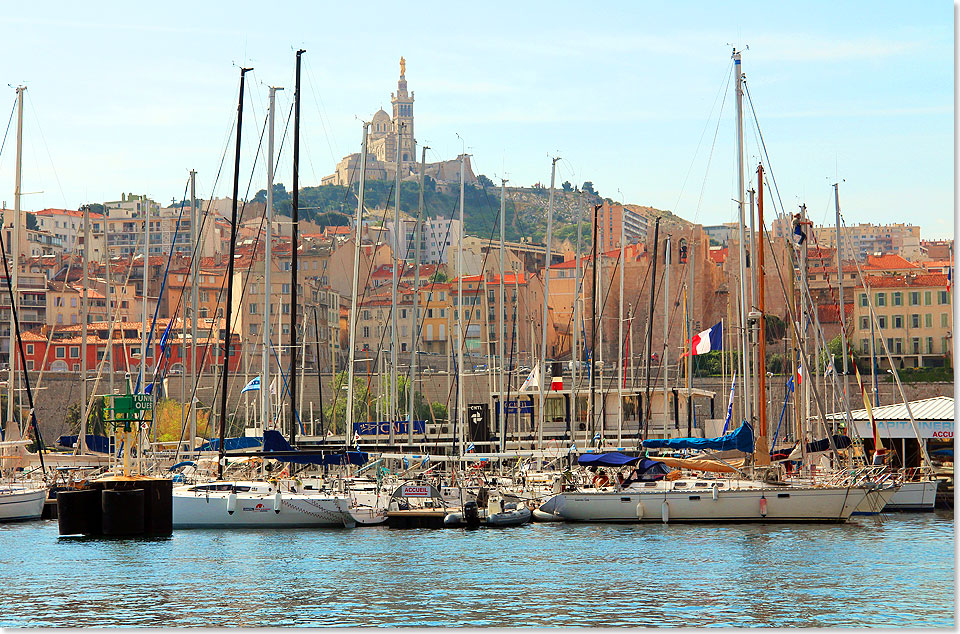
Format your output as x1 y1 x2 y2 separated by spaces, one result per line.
642 421 754 453
197 436 263 452
58 435 111 453
262 429 368 466
577 452 641 467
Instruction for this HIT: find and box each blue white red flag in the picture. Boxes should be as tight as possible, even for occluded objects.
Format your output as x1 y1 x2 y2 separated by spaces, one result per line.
685 321 723 357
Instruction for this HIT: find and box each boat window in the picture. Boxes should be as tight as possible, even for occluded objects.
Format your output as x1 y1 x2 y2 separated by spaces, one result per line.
233 486 251 493
672 482 687 488
694 482 709 487
644 482 657 488
620 497 631 502
688 495 701 500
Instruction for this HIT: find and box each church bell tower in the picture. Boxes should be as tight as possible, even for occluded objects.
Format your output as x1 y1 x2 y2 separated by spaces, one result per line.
391 56 416 171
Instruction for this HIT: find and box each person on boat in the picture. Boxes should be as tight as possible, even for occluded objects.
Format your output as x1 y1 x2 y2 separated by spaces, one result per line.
592 469 610 489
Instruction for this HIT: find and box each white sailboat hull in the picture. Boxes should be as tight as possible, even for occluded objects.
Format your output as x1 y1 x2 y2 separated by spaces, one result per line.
545 481 869 523
0 484 46 522
172 484 355 528
885 480 938 511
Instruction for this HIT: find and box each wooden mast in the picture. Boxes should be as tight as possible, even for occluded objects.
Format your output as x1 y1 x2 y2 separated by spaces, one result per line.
754 164 770 465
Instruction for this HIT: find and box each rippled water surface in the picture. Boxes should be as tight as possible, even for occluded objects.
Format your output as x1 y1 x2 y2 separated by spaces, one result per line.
0 512 953 627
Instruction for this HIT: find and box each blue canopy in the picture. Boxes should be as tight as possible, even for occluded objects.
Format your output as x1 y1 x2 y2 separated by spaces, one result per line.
577 452 640 467
642 421 754 453
168 461 197 472
197 436 262 452
58 434 111 453
262 430 368 466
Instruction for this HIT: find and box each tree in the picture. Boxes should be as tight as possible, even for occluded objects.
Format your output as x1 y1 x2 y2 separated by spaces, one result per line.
429 271 449 284
79 203 106 215
582 181 597 195
25 212 38 231
561 180 572 192
765 315 787 343
252 183 291 207
477 174 494 189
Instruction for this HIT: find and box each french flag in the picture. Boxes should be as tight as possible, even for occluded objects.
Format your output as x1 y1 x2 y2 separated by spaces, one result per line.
687 321 723 356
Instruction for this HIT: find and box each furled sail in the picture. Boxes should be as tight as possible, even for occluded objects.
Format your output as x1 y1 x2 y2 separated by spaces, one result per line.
641 421 754 453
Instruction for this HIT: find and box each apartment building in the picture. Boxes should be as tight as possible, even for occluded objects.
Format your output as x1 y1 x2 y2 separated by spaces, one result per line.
852 273 952 368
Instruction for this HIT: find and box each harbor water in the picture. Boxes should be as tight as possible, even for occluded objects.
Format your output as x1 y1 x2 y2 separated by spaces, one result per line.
0 512 953 627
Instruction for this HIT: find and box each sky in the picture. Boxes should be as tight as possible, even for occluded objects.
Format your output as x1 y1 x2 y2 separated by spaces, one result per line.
0 1 953 238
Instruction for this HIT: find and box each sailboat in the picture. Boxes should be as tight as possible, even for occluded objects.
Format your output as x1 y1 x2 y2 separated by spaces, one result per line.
0 86 47 522
171 57 363 529
538 49 879 524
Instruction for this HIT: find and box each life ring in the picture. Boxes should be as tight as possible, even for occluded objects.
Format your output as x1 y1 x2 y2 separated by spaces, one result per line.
278 468 290 479
593 474 610 489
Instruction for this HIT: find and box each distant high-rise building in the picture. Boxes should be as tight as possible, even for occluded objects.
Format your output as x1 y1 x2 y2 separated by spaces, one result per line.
597 201 648 252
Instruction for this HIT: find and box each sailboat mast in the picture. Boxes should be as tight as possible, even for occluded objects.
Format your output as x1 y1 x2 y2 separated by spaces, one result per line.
390 122 403 444
408 146 427 446
288 49 304 445
537 157 559 454
345 122 369 449
588 203 600 446
189 169 198 451
141 197 149 395
79 207 89 455
572 195 582 435
498 176 507 452
617 200 625 445
686 237 694 437
833 183 855 436
264 85 280 431
641 218 661 440
662 236 670 429
732 48 752 430
7 87 23 437
217 66 251 478
755 165 769 463
456 154 466 458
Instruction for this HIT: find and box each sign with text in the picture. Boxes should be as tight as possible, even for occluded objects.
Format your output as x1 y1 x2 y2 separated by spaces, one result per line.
113 394 153 414
853 418 953 440
400 485 431 498
353 420 427 436
505 400 533 414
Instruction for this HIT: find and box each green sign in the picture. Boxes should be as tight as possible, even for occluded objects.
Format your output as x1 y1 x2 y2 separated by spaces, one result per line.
113 394 153 414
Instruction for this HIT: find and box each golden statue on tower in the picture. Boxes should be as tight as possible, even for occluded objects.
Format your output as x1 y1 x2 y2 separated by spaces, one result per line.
400 56 406 76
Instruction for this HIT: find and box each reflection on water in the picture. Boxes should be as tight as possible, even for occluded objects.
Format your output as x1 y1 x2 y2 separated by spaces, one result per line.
0 512 953 627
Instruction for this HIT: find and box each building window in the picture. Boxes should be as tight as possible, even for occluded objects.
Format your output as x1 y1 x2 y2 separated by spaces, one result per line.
249 303 258 314
893 315 903 329
924 291 932 306
925 313 932 328
875 293 886 307
926 337 934 354
910 291 920 305
911 338 919 354
56 347 65 359
878 316 887 329
939 290 949 304
70 346 80 358
249 323 258 335
363 326 370 338
892 292 902 306
911 314 920 328
894 338 903 354
26 344 33 355
282 303 290 315
942 313 949 328
942 337 949 354
861 338 869 354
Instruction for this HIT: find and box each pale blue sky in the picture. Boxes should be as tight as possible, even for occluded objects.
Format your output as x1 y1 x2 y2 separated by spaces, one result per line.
0 1 953 237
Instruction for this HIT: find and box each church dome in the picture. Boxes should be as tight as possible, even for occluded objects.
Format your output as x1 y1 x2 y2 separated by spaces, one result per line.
371 108 392 134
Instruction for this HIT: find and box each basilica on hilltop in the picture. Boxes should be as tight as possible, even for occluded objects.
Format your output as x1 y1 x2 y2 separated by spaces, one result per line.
321 57 477 188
